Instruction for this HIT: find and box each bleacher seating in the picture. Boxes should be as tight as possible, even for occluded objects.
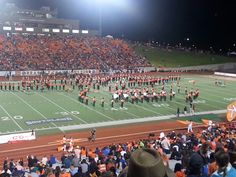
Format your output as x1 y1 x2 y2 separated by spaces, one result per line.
0 34 151 71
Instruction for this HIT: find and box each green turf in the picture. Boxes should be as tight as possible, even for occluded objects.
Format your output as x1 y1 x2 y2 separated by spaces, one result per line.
135 46 236 67
0 74 235 135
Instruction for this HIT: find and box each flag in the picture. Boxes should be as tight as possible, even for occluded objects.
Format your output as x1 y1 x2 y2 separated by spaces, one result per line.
226 101 236 122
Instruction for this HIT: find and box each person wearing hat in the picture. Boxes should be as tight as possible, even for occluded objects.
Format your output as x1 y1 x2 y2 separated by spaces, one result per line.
127 148 175 177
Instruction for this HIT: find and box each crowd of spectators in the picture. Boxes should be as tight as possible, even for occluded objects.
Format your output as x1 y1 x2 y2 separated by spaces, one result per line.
0 34 151 71
1 123 236 177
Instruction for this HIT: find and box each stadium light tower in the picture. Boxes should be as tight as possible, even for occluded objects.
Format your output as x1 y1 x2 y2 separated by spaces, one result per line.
96 0 115 36
95 0 125 36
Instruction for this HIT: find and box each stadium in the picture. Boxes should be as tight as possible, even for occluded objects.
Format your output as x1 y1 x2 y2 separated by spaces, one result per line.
0 1 236 177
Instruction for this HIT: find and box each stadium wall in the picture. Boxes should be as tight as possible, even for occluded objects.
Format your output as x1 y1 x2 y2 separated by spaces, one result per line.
159 62 236 73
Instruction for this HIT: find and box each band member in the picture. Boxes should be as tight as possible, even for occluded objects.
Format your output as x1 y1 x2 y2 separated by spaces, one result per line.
101 97 105 107
111 99 114 107
93 96 96 106
177 107 180 117
131 95 135 104
121 98 124 108
163 91 167 101
184 106 187 115
109 84 111 92
177 85 180 93
169 91 173 101
115 83 118 91
85 97 88 105
185 87 188 95
140 95 144 103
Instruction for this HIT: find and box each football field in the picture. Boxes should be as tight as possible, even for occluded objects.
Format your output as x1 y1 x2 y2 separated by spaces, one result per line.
0 74 235 135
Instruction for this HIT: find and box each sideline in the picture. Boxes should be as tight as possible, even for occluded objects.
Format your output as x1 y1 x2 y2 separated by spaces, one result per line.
60 109 225 131
0 123 206 154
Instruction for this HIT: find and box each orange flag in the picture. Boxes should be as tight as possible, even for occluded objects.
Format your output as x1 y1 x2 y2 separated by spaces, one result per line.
226 101 236 122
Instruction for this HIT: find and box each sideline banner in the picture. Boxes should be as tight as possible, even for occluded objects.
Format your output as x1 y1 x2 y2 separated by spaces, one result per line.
226 101 236 122
0 131 36 144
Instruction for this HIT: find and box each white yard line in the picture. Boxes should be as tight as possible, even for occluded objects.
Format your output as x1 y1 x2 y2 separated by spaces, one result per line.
98 90 165 116
58 92 115 121
0 105 24 131
89 97 140 118
36 93 87 124
11 92 63 132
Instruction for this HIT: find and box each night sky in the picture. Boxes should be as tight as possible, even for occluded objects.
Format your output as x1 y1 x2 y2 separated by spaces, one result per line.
1 0 236 51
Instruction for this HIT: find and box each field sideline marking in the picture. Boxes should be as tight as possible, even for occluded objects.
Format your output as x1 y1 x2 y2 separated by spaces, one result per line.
11 92 64 133
0 105 24 131
36 93 87 124
0 109 226 135
58 92 115 121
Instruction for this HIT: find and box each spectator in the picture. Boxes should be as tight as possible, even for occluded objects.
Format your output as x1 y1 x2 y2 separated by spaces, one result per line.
174 163 185 177
211 151 236 177
127 148 175 177
80 159 89 177
229 151 236 169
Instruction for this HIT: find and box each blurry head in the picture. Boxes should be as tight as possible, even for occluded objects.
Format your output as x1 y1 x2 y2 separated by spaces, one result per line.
127 148 175 177
200 142 209 155
215 151 229 168
174 163 183 173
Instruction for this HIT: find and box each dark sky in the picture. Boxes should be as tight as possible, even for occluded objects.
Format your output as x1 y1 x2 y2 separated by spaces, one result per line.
1 0 236 50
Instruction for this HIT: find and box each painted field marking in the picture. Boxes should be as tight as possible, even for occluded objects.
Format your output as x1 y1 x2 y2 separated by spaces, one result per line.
0 105 24 131
86 92 140 118
36 93 87 124
58 92 114 121
11 92 63 132
0 123 208 154
224 98 236 101
99 91 164 116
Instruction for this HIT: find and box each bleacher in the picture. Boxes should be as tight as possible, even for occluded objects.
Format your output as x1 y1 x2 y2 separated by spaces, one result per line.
0 34 151 72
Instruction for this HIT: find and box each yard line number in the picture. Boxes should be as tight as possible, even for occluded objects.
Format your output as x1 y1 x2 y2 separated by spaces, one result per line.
1 115 23 121
55 111 80 116
153 103 170 107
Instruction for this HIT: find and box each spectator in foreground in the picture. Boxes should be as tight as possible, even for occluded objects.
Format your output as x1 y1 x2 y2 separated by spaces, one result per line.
187 143 209 177
211 151 236 177
174 163 185 177
127 148 175 177
228 151 236 169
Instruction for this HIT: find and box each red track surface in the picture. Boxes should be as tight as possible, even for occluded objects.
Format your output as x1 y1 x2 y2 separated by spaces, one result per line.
0 120 202 167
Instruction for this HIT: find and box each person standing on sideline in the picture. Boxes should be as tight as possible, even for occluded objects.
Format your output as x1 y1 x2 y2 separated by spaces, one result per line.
101 97 105 107
187 120 193 133
184 106 187 115
177 107 180 117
